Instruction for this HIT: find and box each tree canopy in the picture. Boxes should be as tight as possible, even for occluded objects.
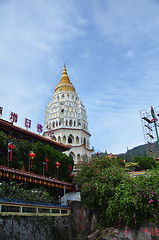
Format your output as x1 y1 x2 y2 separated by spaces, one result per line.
76 155 159 227
0 131 73 182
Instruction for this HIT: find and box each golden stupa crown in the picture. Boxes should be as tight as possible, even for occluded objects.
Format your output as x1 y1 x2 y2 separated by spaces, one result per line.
55 65 75 93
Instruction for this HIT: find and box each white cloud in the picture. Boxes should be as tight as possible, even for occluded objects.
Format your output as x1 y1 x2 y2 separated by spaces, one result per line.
92 0 159 47
1 0 159 154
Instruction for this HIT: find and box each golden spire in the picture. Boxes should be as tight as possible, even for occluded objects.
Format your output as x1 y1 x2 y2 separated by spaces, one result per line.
55 65 75 93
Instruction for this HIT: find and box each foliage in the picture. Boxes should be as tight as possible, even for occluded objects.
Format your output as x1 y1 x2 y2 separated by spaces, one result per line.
118 144 147 162
106 170 159 226
0 181 55 203
156 161 159 170
76 156 126 221
0 131 74 182
134 156 157 170
76 155 159 227
0 131 7 165
125 162 140 171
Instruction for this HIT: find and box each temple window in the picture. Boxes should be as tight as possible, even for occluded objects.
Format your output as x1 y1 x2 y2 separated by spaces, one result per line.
69 120 72 126
84 138 86 147
76 136 79 144
68 134 74 144
63 136 66 144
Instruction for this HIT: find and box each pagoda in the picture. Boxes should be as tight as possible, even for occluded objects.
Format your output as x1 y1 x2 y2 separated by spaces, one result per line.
43 65 92 164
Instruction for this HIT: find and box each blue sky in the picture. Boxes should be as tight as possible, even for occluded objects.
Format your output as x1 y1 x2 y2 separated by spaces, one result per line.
1 0 159 154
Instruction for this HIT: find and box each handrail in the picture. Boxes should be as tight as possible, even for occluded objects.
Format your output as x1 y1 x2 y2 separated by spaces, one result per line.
0 198 71 217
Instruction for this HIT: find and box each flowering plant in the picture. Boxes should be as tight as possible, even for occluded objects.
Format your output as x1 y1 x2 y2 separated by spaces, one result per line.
76 156 159 227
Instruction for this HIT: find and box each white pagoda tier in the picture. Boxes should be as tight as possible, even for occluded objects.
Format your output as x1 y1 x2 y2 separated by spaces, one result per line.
43 65 92 164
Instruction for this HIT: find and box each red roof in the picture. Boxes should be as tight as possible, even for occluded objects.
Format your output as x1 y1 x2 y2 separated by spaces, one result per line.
0 166 74 190
0 118 71 151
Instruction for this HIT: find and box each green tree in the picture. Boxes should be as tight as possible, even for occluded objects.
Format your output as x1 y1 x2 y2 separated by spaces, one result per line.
76 155 159 227
0 132 74 182
0 131 7 165
106 170 159 226
134 156 157 170
76 156 126 224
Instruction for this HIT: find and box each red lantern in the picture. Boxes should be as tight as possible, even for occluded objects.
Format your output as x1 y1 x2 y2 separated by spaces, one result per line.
69 165 72 171
55 161 60 168
55 161 61 179
29 152 36 169
69 165 73 179
8 142 15 161
45 157 49 172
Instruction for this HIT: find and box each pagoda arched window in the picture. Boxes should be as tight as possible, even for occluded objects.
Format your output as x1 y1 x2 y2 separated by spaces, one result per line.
69 120 72 126
74 120 76 126
68 134 74 144
69 151 75 161
66 120 68 126
78 120 81 127
76 136 79 144
56 121 58 127
63 135 66 144
84 138 86 147
77 154 81 163
52 121 55 128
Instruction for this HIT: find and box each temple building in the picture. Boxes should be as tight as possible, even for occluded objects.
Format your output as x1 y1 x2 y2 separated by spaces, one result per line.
43 65 92 164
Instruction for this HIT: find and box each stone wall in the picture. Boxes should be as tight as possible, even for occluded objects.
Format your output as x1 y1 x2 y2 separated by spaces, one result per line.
0 216 72 240
0 202 158 240
69 201 98 240
87 223 159 240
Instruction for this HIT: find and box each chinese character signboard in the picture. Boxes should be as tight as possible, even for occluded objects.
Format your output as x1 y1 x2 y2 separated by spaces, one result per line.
25 118 31 130
10 112 18 124
37 124 43 134
1 106 44 135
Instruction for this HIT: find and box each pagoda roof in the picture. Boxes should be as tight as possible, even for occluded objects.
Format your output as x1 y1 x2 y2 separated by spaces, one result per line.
55 65 76 93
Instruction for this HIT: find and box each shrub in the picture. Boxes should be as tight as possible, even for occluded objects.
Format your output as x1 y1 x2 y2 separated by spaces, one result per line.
76 155 159 227
134 156 157 170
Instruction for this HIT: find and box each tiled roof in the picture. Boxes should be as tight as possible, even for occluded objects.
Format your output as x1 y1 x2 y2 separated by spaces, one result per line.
0 118 71 151
0 166 74 190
